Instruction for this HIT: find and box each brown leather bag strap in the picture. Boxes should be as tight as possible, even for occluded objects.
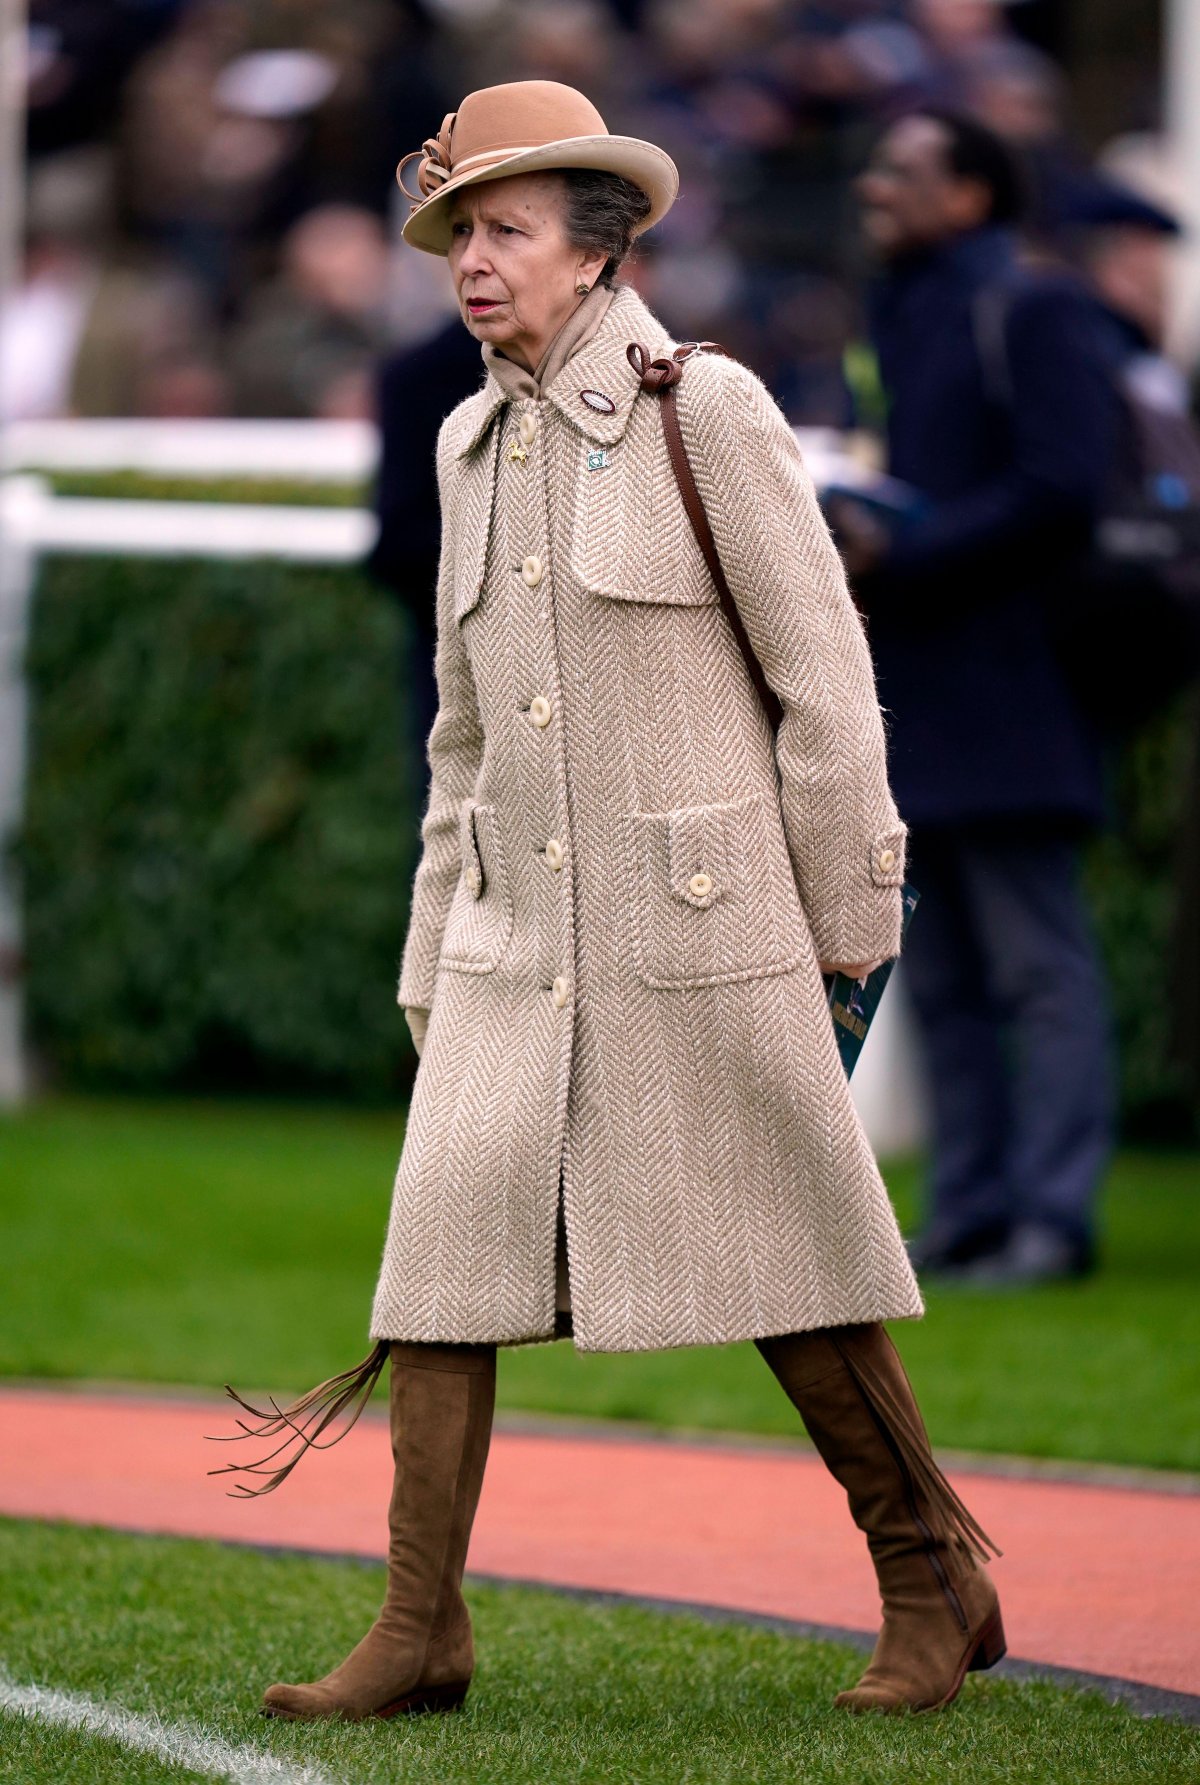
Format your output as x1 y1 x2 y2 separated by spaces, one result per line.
626 340 785 732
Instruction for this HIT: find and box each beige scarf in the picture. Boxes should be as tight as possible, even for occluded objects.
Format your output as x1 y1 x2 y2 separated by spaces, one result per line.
481 278 616 401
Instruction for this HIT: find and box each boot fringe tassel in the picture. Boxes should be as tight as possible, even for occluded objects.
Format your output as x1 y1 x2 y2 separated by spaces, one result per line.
204 1340 389 1497
832 1329 1003 1566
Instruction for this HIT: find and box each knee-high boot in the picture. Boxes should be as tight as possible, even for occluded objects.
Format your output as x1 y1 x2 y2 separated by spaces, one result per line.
757 1322 1005 1713
212 1339 496 1721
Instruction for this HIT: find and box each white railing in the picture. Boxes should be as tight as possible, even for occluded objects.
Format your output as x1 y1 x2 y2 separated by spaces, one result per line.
0 424 926 1158
2 418 376 481
1 475 375 562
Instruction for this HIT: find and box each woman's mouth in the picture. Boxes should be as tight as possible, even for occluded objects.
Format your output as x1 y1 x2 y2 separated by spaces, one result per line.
467 297 503 315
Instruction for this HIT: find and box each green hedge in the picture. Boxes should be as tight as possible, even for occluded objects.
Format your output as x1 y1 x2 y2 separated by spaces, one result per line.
1083 688 1199 1141
43 472 367 507
17 551 1200 1135
20 554 420 1096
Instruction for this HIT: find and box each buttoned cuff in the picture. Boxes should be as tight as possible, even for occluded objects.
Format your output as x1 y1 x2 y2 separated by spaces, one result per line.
806 824 908 965
869 824 907 888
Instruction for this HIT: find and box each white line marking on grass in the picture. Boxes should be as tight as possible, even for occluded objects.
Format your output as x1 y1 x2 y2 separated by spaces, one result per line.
0 1668 338 1785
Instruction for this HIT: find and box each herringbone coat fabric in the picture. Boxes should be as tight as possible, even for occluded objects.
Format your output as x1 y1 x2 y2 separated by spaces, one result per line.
369 279 923 1352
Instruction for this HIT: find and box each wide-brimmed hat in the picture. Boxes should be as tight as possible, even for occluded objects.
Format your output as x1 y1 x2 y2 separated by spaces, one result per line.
396 79 679 256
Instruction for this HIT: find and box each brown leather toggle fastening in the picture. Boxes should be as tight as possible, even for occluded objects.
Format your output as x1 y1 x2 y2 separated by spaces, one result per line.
627 340 731 389
627 341 682 392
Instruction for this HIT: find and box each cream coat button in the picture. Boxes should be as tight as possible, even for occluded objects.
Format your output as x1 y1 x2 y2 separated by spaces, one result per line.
551 976 569 1008
529 695 552 728
521 555 543 587
688 871 713 898
518 413 537 446
545 837 564 871
879 848 896 872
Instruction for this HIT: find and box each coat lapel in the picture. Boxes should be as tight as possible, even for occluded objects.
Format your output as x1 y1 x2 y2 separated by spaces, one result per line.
451 377 509 460
544 284 674 445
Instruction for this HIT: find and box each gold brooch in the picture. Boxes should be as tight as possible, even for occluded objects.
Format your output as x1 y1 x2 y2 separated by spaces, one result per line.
507 440 528 465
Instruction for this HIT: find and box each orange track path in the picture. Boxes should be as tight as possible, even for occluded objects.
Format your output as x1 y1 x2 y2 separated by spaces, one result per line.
1 1387 1196 1698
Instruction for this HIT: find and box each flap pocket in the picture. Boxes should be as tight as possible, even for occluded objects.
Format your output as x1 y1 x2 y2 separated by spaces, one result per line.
572 434 718 606
625 793 811 988
440 798 514 974
667 805 730 905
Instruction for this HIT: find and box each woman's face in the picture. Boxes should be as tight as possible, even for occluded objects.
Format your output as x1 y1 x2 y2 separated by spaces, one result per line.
446 171 608 372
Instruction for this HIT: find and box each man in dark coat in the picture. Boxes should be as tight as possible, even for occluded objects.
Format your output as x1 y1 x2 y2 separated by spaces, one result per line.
370 314 486 764
836 109 1121 1283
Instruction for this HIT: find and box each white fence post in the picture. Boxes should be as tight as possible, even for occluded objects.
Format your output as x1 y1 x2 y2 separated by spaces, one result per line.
0 478 38 1103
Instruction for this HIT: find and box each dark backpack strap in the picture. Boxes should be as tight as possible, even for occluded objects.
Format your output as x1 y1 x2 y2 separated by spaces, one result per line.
627 339 785 731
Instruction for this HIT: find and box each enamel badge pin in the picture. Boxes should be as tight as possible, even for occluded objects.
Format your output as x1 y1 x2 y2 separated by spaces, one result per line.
587 448 610 471
580 389 616 413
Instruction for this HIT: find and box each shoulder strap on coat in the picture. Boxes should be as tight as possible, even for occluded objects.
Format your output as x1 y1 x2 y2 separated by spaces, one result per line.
627 339 785 731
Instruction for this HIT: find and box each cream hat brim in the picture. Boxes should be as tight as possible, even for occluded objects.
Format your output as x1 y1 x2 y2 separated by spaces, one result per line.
398 134 679 256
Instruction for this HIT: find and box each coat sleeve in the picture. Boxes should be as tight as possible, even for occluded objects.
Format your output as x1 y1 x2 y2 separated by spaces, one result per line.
678 356 909 965
395 419 485 1009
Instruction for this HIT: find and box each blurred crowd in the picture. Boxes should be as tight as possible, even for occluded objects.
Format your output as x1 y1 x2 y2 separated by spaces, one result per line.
6 0 1172 427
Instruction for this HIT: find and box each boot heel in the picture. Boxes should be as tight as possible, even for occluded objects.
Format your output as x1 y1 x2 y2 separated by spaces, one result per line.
967 1610 1007 1673
381 1679 470 1719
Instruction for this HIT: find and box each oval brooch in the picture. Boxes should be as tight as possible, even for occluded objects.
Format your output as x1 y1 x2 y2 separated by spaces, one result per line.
579 388 616 414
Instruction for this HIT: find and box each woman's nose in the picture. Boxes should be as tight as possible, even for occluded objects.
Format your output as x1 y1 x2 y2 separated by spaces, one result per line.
457 231 492 277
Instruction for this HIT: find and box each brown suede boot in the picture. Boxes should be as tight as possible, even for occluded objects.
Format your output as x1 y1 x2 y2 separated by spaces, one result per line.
252 1340 497 1721
757 1322 1005 1714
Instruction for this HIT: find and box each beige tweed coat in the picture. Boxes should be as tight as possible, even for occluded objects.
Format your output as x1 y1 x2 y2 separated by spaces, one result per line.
369 279 924 1353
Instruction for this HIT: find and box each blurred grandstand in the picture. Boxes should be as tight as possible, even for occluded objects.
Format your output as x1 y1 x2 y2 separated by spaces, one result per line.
1 0 1184 428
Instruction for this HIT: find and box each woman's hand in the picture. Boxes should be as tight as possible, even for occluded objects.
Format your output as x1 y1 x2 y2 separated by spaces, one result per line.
405 1005 431 1057
820 958 886 982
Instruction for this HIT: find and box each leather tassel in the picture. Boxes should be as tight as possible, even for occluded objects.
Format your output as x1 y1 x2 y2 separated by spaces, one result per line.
830 1329 1002 1566
204 1340 389 1497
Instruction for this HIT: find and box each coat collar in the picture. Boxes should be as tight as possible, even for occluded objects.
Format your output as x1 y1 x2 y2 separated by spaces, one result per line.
451 282 673 458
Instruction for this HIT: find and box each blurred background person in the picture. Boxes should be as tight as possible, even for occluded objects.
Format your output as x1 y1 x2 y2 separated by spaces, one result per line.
227 202 389 418
2 145 229 420
369 307 484 786
834 108 1121 1286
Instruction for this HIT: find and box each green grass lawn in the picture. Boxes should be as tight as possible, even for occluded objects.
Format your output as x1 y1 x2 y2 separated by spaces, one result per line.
2 1095 1198 1470
1 1520 1196 1785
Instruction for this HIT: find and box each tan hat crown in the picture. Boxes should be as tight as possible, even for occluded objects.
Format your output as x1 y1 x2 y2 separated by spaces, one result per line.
399 82 608 204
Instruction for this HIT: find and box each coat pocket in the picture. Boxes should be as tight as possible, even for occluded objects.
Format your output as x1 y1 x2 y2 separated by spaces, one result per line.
622 793 812 989
571 434 718 606
438 798 514 974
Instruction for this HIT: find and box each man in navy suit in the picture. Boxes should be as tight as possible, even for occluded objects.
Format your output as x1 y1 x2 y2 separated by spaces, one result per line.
370 315 487 773
836 110 1120 1283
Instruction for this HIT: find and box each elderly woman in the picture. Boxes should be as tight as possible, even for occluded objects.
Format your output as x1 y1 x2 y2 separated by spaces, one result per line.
217 79 1003 1722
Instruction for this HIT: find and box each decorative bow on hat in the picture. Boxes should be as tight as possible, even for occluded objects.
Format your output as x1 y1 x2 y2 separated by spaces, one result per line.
397 113 456 206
